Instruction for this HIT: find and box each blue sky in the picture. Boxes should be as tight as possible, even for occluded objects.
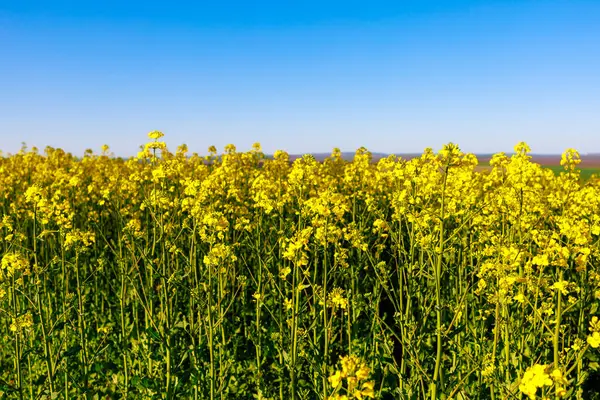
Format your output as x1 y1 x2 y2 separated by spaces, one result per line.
1 0 599 156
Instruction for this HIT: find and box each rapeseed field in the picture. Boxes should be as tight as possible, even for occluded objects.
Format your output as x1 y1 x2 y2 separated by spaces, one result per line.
1 132 600 399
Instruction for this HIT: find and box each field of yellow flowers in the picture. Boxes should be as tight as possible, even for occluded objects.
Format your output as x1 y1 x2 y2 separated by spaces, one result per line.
1 132 600 400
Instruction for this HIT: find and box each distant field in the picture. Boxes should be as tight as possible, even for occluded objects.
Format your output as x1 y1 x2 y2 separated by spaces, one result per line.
475 153 600 168
543 165 600 180
472 154 600 180
477 161 600 181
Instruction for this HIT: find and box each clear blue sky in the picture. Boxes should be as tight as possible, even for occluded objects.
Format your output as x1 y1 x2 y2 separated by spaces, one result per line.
1 0 599 156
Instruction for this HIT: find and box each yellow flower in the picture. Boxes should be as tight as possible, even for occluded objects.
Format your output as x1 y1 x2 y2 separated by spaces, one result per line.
560 148 581 170
252 142 262 152
347 376 358 392
24 184 43 204
587 332 600 348
9 312 34 333
279 266 291 280
519 364 552 399
590 316 600 331
252 292 264 303
328 287 348 310
353 380 375 399
341 355 360 376
148 130 165 139
355 365 370 381
145 141 167 151
550 280 570 296
513 293 525 304
98 325 112 335
1 252 29 280
571 339 584 352
328 370 343 388
514 141 532 155
330 395 348 400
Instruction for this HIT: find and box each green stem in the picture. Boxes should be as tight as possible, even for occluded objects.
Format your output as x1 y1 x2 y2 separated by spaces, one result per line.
322 227 329 400
75 253 90 396
553 270 563 400
430 165 448 400
12 277 24 400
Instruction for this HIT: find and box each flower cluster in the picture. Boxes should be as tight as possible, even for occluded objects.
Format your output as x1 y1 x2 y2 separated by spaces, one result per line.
328 355 375 399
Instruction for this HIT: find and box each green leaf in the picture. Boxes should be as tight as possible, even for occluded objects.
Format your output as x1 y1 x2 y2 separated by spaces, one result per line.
146 327 161 342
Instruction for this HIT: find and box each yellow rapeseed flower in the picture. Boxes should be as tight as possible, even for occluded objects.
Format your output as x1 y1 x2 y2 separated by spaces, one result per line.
328 370 343 388
148 130 165 139
587 332 600 348
519 364 552 399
